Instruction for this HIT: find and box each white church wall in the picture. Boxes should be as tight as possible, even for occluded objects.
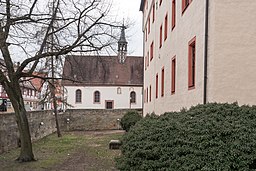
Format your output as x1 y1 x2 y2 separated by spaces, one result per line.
65 86 143 109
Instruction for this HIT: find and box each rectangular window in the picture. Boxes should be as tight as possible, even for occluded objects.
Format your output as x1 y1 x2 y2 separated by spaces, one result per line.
182 0 192 13
149 85 152 102
156 74 158 99
152 2 155 23
150 41 154 61
159 25 162 48
145 28 147 41
164 14 168 40
146 87 148 103
106 101 113 109
188 37 196 89
147 51 149 66
144 89 146 103
145 56 147 70
161 67 164 97
172 0 176 29
148 17 150 34
171 56 176 94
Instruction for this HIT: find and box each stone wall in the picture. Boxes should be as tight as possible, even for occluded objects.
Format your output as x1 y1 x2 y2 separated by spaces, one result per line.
0 110 56 154
0 109 142 154
59 109 141 131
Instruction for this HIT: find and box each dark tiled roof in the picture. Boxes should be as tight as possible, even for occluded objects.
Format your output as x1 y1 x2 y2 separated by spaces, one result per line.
62 55 143 86
140 0 145 11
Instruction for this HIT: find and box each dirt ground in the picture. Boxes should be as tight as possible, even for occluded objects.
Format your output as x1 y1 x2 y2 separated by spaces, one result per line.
49 130 124 171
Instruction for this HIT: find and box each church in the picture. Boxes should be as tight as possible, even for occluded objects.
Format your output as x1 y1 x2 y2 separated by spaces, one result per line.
62 26 143 110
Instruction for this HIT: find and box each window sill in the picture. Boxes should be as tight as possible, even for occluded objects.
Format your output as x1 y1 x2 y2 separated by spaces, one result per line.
182 4 190 15
188 86 195 90
182 1 193 15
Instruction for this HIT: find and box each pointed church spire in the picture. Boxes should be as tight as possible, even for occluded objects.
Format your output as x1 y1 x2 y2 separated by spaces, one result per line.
118 23 128 64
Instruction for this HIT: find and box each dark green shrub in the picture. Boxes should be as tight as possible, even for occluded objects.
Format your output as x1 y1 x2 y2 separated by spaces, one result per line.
116 103 256 170
120 111 142 132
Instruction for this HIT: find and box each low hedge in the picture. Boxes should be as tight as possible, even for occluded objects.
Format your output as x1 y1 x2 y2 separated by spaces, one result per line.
120 110 142 132
116 103 256 170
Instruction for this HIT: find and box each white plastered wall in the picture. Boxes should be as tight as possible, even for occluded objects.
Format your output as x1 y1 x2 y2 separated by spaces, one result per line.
207 0 256 105
64 86 143 109
143 0 206 115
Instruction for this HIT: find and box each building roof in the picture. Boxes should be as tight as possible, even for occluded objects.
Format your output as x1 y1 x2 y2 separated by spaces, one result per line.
62 55 143 87
118 25 127 44
29 72 47 91
140 0 145 11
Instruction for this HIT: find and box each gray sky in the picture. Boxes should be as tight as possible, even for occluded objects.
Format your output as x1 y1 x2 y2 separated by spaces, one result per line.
1 0 143 62
112 0 143 56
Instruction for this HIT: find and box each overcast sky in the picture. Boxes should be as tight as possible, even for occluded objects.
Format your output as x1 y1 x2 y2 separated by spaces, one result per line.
112 0 143 56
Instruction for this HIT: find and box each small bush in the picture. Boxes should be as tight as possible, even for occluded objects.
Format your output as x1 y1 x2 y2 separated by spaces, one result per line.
120 111 142 132
116 103 256 170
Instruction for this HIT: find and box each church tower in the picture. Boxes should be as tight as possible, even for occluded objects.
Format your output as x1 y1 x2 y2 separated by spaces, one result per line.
117 24 128 64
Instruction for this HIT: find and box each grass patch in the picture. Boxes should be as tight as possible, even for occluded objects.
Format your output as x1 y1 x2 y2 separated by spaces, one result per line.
0 131 123 171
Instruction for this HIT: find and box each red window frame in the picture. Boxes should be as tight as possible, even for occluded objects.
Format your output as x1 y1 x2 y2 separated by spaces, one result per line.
145 27 147 42
171 56 176 94
146 87 148 103
147 51 149 66
161 67 164 97
159 24 163 48
156 73 158 99
188 36 196 89
182 0 193 13
150 41 154 61
149 85 152 102
144 89 146 103
172 0 176 29
152 2 155 23
145 55 147 70
164 14 168 40
148 17 150 34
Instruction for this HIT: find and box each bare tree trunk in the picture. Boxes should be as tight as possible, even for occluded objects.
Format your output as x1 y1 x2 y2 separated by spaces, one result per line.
52 91 62 137
51 54 61 137
15 103 35 162
4 83 35 162
50 78 62 137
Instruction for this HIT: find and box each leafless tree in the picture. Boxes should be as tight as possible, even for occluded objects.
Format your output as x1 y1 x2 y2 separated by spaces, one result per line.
0 0 120 162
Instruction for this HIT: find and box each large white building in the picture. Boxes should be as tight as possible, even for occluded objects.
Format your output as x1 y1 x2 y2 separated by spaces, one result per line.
62 26 143 110
141 0 256 115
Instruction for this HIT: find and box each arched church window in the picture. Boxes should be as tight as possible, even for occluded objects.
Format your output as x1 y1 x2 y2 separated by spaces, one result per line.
130 91 136 103
75 89 82 103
